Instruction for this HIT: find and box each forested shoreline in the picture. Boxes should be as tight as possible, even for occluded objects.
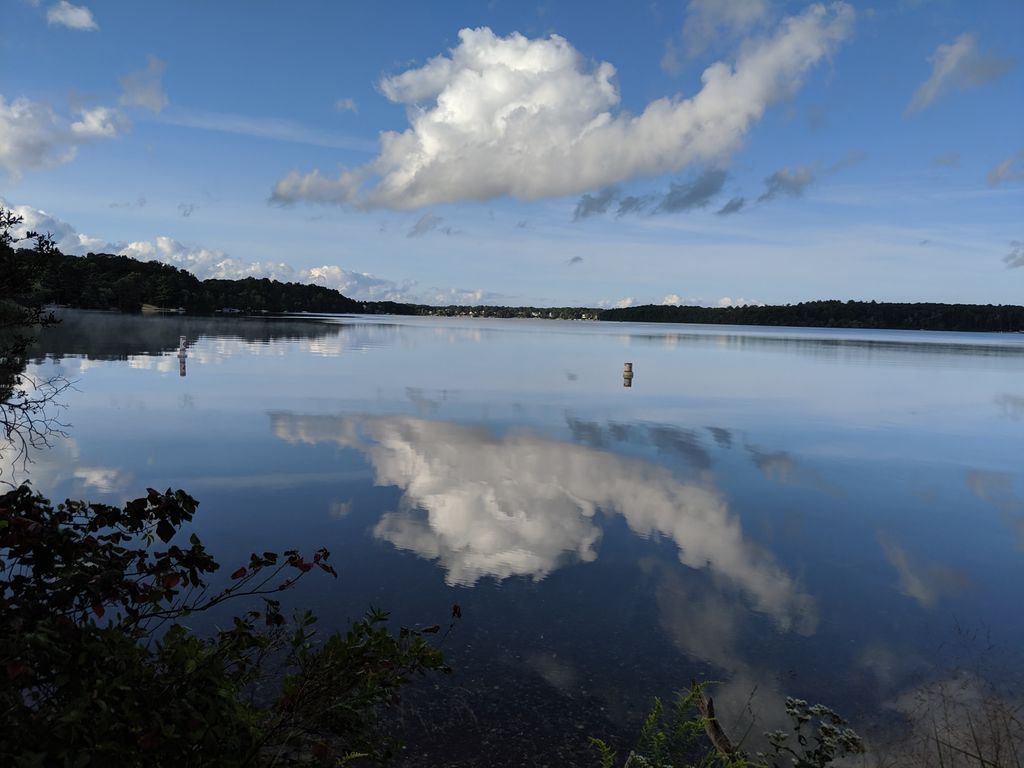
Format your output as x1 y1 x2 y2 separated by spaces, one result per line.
599 300 1024 332
11 247 1024 332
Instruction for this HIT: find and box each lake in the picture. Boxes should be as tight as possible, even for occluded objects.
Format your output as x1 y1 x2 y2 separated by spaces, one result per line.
13 309 1024 765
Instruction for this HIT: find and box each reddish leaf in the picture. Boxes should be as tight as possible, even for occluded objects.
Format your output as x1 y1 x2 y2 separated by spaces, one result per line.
161 574 181 589
6 661 32 682
230 566 247 580
92 602 105 618
421 624 441 634
138 731 160 751
451 603 462 619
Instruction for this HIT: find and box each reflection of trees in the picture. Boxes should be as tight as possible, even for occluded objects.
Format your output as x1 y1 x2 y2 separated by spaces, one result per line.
29 309 350 362
2 212 70 483
881 671 1024 764
618 328 1024 369
269 412 817 634
2 322 70 483
994 393 1024 419
0 364 71 484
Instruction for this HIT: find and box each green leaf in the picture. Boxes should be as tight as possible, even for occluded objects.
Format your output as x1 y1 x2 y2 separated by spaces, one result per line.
156 518 175 543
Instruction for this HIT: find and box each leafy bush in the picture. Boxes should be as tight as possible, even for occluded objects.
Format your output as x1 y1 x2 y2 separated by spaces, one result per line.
590 683 864 768
0 485 449 767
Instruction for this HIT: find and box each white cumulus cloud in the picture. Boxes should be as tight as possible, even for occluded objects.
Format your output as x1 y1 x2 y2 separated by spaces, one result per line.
119 236 296 281
4 200 503 306
0 95 125 178
116 238 498 304
717 296 759 307
272 4 854 209
119 56 169 113
70 105 127 139
0 198 106 253
660 294 761 308
906 33 1012 114
46 1 98 31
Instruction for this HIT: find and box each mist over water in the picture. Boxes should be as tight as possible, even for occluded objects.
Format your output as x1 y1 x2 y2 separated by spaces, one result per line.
16 310 1024 764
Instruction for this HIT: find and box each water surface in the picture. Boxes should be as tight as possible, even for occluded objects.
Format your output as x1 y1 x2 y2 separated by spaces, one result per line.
14 310 1024 764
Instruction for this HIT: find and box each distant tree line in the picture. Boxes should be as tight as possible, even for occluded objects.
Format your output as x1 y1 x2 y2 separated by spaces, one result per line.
14 249 363 315
412 304 598 320
599 300 1024 333
12 247 603 320
9 239 1024 332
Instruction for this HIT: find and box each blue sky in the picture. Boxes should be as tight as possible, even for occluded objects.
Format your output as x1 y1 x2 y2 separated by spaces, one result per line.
2 0 1022 307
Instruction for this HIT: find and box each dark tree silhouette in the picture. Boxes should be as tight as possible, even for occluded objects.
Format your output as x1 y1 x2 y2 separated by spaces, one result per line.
0 208 70 483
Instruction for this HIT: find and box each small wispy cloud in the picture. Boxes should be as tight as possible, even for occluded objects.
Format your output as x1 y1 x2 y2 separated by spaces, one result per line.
757 151 862 204
679 0 769 60
616 194 652 216
119 56 168 113
47 1 98 31
572 170 728 220
407 212 456 238
335 97 358 113
988 149 1024 186
157 109 376 152
931 151 960 168
660 39 682 75
826 149 865 173
906 33 1013 114
1004 241 1024 269
654 170 728 214
717 197 745 215
758 165 816 202
109 196 146 209
573 187 618 221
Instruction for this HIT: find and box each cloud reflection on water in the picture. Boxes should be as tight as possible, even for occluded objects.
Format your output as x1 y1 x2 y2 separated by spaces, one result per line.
878 535 971 608
966 469 1024 549
269 412 817 633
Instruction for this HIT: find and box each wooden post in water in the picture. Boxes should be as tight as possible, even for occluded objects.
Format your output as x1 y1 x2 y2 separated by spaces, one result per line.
623 361 633 388
178 336 188 377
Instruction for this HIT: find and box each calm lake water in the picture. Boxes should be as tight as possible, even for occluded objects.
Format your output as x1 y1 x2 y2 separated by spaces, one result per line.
13 309 1024 765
